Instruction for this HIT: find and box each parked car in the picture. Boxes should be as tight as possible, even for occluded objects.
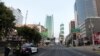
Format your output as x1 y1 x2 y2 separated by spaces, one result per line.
21 43 38 55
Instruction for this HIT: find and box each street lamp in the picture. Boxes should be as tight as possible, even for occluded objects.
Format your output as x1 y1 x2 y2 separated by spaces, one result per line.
89 18 95 50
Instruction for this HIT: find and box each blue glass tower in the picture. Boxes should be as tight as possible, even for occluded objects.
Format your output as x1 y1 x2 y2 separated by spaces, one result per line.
45 15 54 38
75 0 97 26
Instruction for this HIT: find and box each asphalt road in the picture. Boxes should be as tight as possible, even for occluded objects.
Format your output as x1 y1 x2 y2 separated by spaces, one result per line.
32 44 100 56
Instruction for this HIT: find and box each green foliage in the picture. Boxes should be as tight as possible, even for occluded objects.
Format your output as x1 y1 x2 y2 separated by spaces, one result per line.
41 31 48 38
16 26 42 44
0 2 15 37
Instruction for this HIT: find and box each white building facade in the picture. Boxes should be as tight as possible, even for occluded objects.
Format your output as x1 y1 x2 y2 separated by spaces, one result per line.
10 7 23 25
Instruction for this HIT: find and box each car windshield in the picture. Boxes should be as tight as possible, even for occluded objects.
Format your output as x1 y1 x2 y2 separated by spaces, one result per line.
30 45 37 47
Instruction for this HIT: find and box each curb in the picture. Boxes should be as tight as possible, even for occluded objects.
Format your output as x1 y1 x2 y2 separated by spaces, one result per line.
73 46 100 55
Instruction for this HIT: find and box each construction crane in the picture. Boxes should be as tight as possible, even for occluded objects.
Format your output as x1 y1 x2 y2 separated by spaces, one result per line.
25 10 28 25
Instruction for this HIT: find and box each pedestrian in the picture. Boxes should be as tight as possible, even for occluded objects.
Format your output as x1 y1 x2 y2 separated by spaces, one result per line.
4 44 11 56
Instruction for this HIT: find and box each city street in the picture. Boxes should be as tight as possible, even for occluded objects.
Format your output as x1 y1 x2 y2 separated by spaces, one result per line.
1 0 100 56
32 44 100 56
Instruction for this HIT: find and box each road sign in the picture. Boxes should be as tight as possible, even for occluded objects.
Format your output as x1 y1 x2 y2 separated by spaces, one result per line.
71 28 80 33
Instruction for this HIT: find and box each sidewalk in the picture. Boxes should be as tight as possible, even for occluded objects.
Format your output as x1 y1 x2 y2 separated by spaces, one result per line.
0 47 4 56
0 50 4 56
72 45 100 54
0 53 3 56
73 46 92 51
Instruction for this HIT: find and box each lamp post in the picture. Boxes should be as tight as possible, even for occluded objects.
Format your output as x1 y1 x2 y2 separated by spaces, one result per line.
89 18 95 50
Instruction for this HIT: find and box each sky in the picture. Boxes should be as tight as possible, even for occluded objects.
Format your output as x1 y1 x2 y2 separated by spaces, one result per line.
2 0 75 38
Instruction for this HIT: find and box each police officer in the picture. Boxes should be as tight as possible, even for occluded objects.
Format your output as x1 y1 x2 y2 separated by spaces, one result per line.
4 44 11 56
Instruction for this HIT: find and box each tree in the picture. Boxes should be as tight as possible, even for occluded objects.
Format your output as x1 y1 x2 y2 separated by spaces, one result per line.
16 26 42 44
34 32 41 45
0 2 15 39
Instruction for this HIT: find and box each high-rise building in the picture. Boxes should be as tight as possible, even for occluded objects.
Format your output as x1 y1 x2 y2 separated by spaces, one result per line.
10 7 23 25
75 0 100 27
65 20 79 46
75 0 100 44
85 17 100 44
69 21 75 33
45 15 54 38
59 24 64 43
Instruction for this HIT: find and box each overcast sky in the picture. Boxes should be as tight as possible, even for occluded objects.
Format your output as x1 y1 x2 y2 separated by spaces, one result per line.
2 0 75 38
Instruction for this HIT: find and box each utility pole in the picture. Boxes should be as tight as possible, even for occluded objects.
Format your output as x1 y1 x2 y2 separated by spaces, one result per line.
25 10 28 25
90 18 95 50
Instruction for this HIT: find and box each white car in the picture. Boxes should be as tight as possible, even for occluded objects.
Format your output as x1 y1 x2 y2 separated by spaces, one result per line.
21 43 38 54
28 45 38 53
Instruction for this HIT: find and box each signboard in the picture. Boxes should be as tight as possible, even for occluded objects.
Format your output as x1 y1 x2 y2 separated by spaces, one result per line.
94 32 100 44
71 28 80 33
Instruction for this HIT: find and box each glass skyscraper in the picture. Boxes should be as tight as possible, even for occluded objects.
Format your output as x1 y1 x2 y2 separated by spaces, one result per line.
74 0 100 44
75 0 100 26
45 15 54 38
